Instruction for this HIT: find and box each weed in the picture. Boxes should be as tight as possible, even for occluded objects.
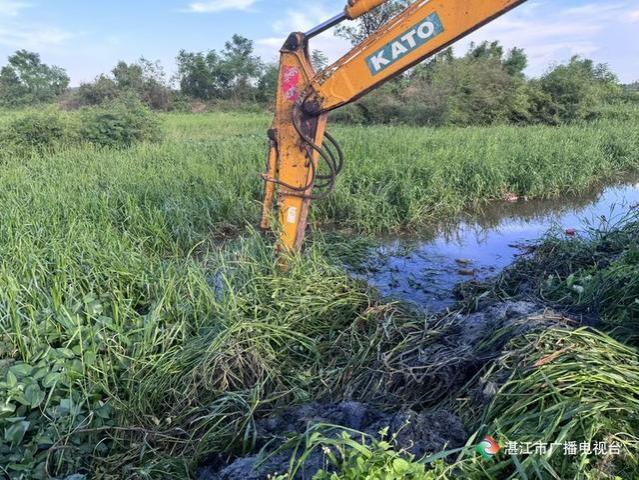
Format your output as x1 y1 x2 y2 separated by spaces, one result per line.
454 328 639 479
0 110 638 478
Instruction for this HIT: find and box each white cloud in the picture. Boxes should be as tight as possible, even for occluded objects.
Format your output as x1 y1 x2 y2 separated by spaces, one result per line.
462 0 639 77
0 0 29 17
186 0 258 13
562 3 627 16
629 9 639 22
0 0 73 51
0 25 73 49
272 7 331 33
257 5 351 65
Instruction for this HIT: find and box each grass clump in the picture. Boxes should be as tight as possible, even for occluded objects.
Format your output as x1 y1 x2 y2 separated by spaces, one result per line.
494 211 639 342
278 426 447 480
106 235 422 476
453 328 639 480
0 228 414 478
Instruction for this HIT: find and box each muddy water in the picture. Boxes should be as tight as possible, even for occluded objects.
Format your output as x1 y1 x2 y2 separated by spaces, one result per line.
361 180 639 312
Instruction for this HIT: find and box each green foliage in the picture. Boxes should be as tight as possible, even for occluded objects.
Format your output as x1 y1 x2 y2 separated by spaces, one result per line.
76 74 119 106
499 211 639 342
162 110 639 235
177 35 264 102
0 350 114 479
257 63 279 104
337 42 531 126
455 329 639 479
530 56 622 124
311 50 329 72
0 102 162 153
0 111 638 478
305 430 432 480
0 50 69 107
79 96 163 147
336 0 410 46
334 42 625 127
0 109 72 152
74 58 173 111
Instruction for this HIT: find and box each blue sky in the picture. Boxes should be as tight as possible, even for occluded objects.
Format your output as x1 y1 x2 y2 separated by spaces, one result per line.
0 0 637 85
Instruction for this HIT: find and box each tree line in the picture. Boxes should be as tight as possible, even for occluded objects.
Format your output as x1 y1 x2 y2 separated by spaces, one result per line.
0 34 637 126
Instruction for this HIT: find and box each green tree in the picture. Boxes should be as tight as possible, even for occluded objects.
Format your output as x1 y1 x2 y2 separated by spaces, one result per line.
0 50 69 106
112 61 145 91
351 41 531 126
257 63 278 104
530 56 621 123
176 50 223 100
77 75 119 106
336 0 411 45
311 50 329 71
177 34 263 102
504 47 528 77
76 58 172 110
219 34 263 101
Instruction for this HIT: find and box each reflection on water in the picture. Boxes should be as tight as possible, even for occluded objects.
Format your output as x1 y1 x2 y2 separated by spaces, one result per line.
361 180 639 312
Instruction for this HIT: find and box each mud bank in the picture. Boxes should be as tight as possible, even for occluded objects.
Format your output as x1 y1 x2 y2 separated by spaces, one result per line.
198 404 467 480
198 300 575 479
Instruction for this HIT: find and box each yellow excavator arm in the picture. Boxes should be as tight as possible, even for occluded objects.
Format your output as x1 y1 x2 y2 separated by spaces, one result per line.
260 0 526 254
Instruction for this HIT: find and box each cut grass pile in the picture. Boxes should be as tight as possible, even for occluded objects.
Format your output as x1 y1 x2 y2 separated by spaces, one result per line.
453 328 639 479
0 107 638 478
280 329 639 480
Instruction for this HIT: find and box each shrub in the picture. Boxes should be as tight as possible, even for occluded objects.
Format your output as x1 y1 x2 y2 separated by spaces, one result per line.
0 109 71 152
80 96 163 148
530 56 622 124
75 74 119 106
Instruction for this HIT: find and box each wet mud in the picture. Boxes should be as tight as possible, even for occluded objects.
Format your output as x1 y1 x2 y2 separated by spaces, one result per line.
199 301 573 479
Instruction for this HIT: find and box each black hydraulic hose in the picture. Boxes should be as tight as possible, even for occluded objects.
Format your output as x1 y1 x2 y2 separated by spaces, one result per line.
262 98 345 201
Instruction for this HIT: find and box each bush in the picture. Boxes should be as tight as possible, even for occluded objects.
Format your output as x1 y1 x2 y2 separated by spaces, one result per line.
0 101 162 155
529 56 622 124
0 109 71 152
75 74 119 107
80 97 163 148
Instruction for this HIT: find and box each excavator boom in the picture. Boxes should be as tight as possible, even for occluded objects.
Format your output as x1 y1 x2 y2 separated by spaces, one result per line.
261 0 527 255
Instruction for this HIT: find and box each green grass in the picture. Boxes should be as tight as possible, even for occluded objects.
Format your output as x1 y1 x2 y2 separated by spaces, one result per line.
455 328 639 480
278 329 639 480
3 107 639 238
167 108 639 234
0 106 639 478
